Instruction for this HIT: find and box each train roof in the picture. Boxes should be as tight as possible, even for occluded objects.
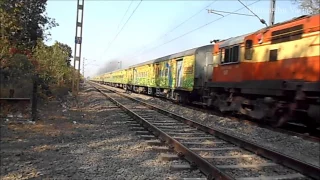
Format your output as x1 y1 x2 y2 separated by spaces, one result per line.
216 14 319 47
128 59 155 68
101 68 128 75
219 33 251 48
128 44 213 68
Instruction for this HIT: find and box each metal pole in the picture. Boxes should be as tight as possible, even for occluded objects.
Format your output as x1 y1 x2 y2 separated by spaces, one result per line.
1 13 4 41
31 74 38 121
72 0 84 94
76 0 85 92
269 0 276 26
72 0 80 93
83 57 85 78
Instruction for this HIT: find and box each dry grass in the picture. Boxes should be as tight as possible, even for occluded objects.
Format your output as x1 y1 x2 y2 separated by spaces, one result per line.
7 120 75 137
32 144 57 152
0 102 31 118
0 167 40 180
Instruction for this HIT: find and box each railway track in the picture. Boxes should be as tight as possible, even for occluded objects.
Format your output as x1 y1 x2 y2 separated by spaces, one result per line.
89 81 320 180
103 84 320 143
180 104 320 143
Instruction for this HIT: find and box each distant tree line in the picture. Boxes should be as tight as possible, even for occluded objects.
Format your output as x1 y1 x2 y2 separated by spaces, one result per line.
0 0 75 98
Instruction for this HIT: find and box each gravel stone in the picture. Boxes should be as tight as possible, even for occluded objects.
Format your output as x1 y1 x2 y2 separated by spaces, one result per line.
106 85 320 167
0 83 206 180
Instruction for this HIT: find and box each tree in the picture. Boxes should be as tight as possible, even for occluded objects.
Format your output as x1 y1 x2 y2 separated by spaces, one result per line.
0 0 74 99
293 0 320 14
56 42 73 66
0 0 58 50
33 41 73 86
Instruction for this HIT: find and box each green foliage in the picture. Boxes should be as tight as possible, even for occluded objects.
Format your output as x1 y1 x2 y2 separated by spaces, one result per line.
56 42 73 67
33 40 73 86
0 0 58 49
0 53 34 84
0 0 73 99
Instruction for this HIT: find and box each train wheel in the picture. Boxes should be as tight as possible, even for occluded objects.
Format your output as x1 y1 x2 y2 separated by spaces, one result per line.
271 114 290 128
303 118 319 131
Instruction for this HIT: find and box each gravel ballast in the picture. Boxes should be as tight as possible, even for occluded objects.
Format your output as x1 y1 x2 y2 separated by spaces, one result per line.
102 84 320 167
0 83 205 180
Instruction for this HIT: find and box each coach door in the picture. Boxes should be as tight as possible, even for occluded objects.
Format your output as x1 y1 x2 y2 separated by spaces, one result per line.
133 68 137 84
176 59 183 87
155 63 160 86
205 52 213 84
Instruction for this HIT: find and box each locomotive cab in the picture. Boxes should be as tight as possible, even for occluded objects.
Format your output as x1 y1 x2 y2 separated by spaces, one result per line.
205 14 320 128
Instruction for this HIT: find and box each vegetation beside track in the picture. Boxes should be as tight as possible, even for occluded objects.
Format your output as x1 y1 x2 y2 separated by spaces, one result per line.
0 0 81 117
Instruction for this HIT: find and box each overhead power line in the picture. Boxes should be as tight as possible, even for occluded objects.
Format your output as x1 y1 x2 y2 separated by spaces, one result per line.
207 9 255 17
117 0 134 31
131 0 261 59
101 0 143 58
121 0 218 59
237 0 267 26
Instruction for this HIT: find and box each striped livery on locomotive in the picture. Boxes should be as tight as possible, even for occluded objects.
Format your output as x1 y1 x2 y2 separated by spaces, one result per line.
203 14 320 127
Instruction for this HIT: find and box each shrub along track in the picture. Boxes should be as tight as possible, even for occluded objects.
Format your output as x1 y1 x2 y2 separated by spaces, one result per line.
89 81 320 180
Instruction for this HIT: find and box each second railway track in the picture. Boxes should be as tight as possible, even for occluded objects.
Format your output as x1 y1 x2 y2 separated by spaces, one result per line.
89 81 320 180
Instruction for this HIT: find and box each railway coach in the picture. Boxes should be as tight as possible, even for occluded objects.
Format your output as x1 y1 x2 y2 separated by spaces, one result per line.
99 69 128 89
94 45 216 104
92 13 320 128
126 45 215 103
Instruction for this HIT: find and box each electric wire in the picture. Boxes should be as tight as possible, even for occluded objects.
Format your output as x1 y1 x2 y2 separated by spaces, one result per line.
117 0 134 31
101 0 143 58
121 0 218 59
237 0 268 26
130 0 261 59
208 9 256 17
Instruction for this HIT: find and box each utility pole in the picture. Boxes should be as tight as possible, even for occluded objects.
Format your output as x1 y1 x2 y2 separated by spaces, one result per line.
269 0 276 26
72 0 84 95
1 14 4 40
83 57 85 78
118 61 122 69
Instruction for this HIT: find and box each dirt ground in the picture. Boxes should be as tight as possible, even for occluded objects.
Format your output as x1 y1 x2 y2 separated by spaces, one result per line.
0 83 204 180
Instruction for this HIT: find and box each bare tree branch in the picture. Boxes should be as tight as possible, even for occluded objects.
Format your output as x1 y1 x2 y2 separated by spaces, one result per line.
293 0 320 14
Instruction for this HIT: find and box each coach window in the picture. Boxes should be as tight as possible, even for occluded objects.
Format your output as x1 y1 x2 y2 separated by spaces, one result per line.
269 49 278 61
155 64 160 76
222 45 240 64
219 49 224 63
245 40 253 60
224 48 230 63
271 24 303 44
231 45 239 63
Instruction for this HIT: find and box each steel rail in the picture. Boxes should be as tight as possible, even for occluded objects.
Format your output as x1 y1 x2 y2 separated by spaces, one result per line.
94 81 320 143
90 82 233 180
182 104 320 143
91 82 320 180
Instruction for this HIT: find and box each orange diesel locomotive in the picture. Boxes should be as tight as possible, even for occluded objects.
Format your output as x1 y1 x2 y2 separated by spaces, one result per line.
202 14 320 127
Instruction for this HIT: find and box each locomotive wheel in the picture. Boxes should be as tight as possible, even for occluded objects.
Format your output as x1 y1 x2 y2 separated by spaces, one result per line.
271 115 289 127
200 97 208 109
302 118 319 130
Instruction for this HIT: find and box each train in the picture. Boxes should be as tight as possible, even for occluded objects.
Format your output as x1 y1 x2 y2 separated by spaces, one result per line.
91 14 320 128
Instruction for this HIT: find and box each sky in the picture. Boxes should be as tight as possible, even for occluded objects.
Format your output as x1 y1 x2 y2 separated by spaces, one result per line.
44 0 308 78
